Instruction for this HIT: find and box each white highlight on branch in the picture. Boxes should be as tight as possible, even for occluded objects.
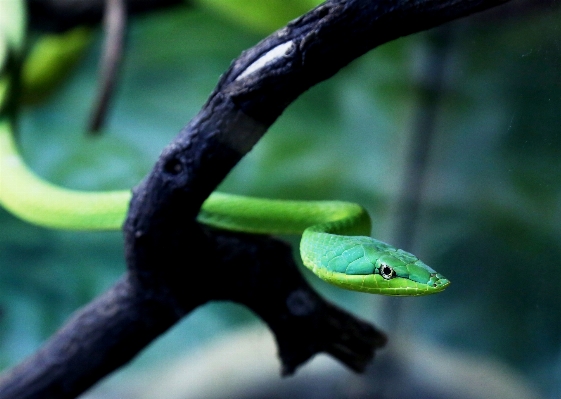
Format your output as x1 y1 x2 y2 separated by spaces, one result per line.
236 41 294 81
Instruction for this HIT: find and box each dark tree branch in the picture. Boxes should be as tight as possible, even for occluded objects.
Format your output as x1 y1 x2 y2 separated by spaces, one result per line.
0 0 512 397
203 229 387 376
0 275 184 399
0 230 385 398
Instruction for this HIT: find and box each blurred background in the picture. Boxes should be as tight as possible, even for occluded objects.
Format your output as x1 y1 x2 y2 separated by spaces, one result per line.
1 1 561 398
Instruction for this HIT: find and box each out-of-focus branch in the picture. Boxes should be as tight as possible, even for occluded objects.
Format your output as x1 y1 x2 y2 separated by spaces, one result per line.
26 0 187 32
88 0 127 133
393 27 453 253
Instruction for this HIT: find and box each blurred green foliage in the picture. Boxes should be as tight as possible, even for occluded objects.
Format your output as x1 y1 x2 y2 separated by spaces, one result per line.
2 1 561 398
194 0 322 33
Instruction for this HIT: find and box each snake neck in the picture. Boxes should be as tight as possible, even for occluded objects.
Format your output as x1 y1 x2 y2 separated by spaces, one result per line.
198 192 372 236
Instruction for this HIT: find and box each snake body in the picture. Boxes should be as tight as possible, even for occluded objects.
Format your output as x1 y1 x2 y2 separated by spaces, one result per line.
0 120 449 296
0 11 449 296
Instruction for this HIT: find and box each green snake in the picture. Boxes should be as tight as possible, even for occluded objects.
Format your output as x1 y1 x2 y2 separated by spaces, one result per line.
0 119 449 295
0 7 449 296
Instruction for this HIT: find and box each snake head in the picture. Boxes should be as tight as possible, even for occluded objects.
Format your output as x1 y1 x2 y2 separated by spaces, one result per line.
306 236 450 296
374 248 450 295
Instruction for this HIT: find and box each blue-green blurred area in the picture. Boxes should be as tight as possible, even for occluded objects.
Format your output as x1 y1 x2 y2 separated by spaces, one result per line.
2 2 561 399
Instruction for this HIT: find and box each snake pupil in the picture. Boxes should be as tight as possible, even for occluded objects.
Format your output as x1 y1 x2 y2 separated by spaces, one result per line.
380 264 395 280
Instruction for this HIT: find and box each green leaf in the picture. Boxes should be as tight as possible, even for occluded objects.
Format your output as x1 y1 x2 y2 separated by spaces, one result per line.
21 28 93 104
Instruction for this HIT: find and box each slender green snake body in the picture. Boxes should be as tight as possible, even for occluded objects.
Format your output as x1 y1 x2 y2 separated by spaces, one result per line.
0 11 449 296
0 119 449 296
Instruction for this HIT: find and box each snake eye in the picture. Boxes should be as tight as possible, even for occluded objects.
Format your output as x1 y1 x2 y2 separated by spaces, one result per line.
380 264 396 280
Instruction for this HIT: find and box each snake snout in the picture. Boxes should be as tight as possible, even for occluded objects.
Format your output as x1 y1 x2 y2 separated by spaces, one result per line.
426 273 450 290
